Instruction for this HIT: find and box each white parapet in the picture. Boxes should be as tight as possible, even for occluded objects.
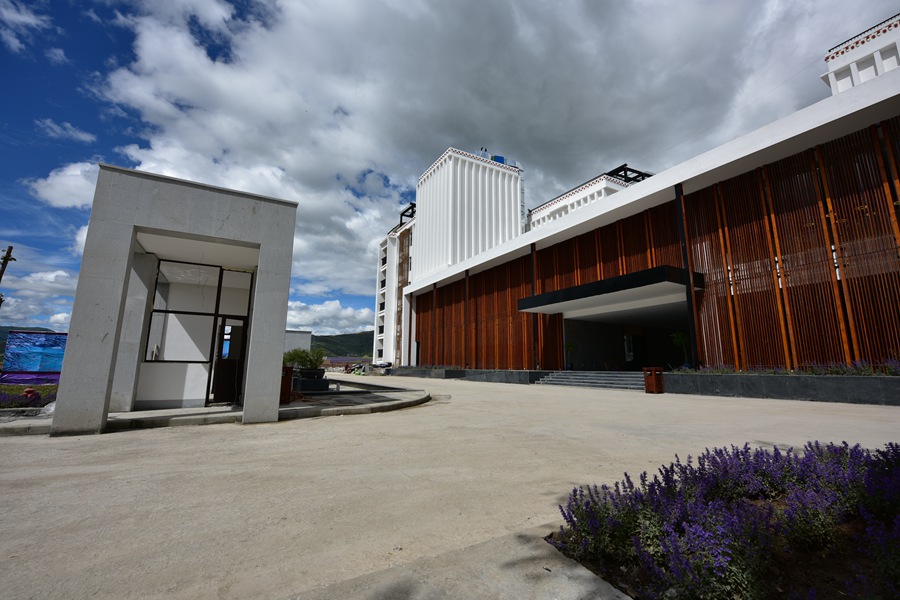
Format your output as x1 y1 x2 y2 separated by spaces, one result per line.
527 173 631 231
822 13 900 95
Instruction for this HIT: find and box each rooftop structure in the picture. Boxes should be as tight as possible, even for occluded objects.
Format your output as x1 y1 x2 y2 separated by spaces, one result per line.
528 164 653 231
822 12 900 94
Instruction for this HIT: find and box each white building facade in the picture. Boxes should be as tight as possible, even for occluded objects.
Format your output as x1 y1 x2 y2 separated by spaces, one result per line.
373 214 414 364
372 149 523 364
284 330 312 353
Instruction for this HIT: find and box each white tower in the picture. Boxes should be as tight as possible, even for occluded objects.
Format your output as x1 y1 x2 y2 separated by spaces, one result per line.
414 148 524 280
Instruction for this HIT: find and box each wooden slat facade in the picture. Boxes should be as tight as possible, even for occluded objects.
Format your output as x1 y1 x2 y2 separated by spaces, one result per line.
413 120 900 370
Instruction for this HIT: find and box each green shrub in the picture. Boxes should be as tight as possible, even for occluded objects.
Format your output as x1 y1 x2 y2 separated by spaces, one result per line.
283 347 326 369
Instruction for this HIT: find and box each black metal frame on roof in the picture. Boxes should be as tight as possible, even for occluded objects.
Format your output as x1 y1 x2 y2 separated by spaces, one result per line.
605 163 654 184
400 203 416 225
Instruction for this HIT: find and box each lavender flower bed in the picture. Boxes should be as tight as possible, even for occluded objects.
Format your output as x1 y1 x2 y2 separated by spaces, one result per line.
0 387 56 408
550 442 900 599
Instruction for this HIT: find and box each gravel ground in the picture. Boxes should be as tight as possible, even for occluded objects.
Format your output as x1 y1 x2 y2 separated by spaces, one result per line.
1 374 897 599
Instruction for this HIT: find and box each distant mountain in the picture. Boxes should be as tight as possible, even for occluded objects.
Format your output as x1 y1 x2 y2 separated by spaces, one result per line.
311 331 373 358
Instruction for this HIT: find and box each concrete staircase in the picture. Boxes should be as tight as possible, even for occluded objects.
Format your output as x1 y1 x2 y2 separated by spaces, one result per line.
535 370 645 391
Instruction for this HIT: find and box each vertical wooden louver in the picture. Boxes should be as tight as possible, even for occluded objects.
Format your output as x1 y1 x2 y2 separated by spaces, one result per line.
718 171 790 369
764 151 849 366
817 127 900 364
412 121 900 371
685 186 738 368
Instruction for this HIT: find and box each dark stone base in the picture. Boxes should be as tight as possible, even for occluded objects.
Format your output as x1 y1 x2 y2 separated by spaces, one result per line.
390 369 553 385
664 374 899 406
294 377 330 392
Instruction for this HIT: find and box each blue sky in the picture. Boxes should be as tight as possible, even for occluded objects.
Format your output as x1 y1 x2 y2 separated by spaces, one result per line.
1 0 896 334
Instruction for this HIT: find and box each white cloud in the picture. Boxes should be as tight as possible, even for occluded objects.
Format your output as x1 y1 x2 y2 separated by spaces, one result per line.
45 47 68 64
16 0 896 333
69 225 89 256
0 294 68 330
0 278 75 330
49 312 70 325
286 300 373 336
2 270 78 297
35 118 97 143
0 0 50 53
25 161 99 208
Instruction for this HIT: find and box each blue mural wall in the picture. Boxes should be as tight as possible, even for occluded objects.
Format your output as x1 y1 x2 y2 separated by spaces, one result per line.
0 331 67 384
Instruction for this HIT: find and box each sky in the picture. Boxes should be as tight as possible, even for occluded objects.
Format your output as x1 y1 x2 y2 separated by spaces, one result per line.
0 0 897 335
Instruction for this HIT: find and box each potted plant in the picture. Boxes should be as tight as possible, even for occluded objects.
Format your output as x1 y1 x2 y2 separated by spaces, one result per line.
564 342 575 371
670 331 690 367
283 348 326 379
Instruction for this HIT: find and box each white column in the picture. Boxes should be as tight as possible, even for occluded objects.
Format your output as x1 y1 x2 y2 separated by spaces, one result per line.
109 252 158 412
850 61 861 87
52 221 136 434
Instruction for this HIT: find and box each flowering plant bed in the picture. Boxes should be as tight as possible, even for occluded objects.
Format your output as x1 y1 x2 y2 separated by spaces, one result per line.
0 384 57 408
549 442 899 599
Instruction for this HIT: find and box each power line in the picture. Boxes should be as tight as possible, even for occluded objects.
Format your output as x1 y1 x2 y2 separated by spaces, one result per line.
0 245 15 311
636 53 825 168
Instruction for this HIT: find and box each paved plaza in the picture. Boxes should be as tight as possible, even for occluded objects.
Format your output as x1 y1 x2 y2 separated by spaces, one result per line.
1 374 897 599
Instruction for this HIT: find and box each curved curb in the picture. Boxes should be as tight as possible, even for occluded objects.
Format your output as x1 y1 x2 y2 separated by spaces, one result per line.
278 393 432 421
0 392 433 435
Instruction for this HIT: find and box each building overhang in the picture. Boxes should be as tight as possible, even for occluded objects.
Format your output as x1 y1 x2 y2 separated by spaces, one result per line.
404 68 900 298
517 265 703 321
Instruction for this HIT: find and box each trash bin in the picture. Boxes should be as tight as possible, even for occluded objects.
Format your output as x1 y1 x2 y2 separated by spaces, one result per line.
280 366 293 404
643 367 665 394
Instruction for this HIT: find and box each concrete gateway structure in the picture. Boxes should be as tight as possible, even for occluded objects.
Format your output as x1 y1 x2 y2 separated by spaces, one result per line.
52 165 297 435
376 15 900 373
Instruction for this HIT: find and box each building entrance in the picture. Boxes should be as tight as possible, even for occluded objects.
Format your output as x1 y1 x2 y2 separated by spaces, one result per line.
563 318 689 371
519 266 703 371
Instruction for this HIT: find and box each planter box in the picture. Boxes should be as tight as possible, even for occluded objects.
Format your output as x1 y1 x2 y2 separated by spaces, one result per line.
295 368 325 380
664 373 899 406
280 366 293 405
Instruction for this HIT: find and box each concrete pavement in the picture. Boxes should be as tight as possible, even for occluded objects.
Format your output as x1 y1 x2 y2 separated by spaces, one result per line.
1 374 897 599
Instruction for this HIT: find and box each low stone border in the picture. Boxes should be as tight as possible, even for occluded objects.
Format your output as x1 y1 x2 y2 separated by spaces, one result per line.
389 368 553 384
0 391 432 435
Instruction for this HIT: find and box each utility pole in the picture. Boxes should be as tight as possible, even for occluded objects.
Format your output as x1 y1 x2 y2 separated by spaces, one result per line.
0 245 15 311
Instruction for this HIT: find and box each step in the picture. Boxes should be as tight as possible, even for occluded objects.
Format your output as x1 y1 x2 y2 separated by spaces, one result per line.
534 370 647 390
536 381 644 390
542 374 642 381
